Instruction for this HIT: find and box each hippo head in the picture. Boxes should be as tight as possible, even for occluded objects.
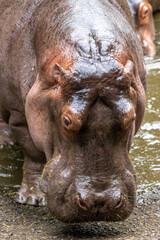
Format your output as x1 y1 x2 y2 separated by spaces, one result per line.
137 1 155 56
25 53 146 223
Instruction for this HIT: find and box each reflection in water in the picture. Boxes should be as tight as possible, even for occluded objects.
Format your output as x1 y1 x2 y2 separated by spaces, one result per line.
0 13 160 196
0 145 23 191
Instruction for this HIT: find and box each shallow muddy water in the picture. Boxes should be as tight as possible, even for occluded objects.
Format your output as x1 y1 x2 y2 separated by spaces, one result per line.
0 145 23 191
0 13 160 199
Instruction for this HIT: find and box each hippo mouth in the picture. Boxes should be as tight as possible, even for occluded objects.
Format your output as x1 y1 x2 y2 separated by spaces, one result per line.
40 153 136 223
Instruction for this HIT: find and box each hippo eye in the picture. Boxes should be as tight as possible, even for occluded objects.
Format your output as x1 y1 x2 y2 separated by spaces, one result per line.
61 106 82 134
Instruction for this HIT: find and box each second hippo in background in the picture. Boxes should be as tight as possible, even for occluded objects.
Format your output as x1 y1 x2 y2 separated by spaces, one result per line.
127 0 160 56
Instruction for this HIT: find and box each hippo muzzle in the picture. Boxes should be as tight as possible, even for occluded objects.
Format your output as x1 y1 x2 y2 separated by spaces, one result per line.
41 157 136 223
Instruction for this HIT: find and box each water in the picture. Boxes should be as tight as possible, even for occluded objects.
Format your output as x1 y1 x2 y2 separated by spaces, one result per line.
130 11 160 194
0 12 160 196
0 145 23 191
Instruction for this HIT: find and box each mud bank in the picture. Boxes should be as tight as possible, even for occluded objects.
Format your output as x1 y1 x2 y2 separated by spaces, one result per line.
0 187 159 240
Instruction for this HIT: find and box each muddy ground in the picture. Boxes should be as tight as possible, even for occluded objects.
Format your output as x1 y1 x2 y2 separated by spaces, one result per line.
0 186 159 240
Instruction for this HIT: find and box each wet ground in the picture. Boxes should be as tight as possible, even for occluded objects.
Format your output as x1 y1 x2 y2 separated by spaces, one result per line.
0 9 160 240
0 186 160 240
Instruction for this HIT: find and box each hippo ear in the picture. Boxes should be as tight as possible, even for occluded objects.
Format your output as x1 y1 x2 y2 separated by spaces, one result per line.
52 63 66 82
138 2 152 25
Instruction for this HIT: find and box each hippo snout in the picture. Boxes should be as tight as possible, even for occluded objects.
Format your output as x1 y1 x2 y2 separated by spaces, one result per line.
42 158 136 223
70 177 135 222
77 187 124 212
48 183 135 223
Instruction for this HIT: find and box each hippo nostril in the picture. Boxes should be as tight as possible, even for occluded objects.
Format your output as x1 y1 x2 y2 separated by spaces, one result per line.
63 115 72 127
77 196 88 211
114 194 124 209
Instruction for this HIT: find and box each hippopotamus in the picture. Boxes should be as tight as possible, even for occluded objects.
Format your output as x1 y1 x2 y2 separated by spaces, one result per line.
127 0 160 56
0 0 146 223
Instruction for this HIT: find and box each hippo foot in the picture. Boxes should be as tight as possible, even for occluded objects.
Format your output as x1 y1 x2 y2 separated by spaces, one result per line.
16 179 47 206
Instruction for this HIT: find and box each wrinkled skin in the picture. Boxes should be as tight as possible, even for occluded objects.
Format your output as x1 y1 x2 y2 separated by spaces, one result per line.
0 0 146 223
127 0 160 56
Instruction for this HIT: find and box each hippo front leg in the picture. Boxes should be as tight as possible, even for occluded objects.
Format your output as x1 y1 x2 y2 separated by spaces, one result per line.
16 155 46 206
9 111 47 206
